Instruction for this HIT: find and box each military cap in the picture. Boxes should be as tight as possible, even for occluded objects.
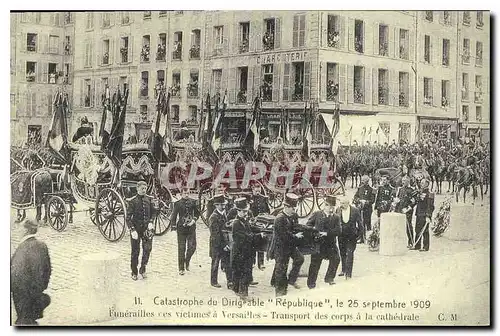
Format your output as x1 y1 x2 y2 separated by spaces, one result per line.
212 194 228 205
284 193 300 208
234 197 250 211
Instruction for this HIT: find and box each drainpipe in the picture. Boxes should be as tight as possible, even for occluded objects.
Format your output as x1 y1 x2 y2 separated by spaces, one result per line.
412 11 418 141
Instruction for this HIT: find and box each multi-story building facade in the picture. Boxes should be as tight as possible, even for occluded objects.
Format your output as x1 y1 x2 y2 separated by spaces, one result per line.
457 10 490 142
11 12 75 146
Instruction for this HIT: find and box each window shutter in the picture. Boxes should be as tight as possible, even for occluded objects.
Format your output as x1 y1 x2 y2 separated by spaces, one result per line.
68 64 72 84
95 80 101 107
373 23 379 55
390 69 397 106
248 22 255 53
43 63 49 83
223 27 229 55
247 65 254 99
109 39 115 64
110 12 115 26
255 21 262 52
321 13 327 48
394 27 399 59
408 73 414 108
340 16 346 49
90 41 94 67
292 15 299 48
21 61 26 80
127 80 132 107
275 17 281 49
253 65 261 100
372 68 378 105
338 64 346 103
24 92 29 116
348 18 355 51
58 13 64 27
233 23 239 55
283 63 290 101
409 30 415 62
129 36 134 63
299 15 306 47
272 63 281 102
364 68 372 105
347 65 354 104
320 62 326 102
388 25 395 58
90 79 96 107
229 68 236 103
433 78 439 107
303 62 311 101
32 93 37 116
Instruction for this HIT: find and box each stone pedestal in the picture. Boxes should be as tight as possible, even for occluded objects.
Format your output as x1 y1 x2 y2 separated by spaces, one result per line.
446 203 474 241
77 252 120 324
379 213 407 256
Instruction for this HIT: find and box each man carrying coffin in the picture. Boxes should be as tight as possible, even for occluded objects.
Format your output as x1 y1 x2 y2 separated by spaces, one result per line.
306 195 342 288
208 194 228 288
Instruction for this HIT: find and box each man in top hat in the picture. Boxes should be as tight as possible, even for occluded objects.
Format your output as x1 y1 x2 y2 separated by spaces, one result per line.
11 219 52 325
374 175 394 219
170 187 200 275
231 198 263 299
413 179 435 252
72 116 94 143
126 181 156 280
353 175 375 242
306 195 342 289
269 193 305 296
249 183 270 270
336 195 362 279
393 175 417 248
208 194 229 288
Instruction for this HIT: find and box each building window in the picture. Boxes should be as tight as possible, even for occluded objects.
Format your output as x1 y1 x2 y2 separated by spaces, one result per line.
84 79 92 107
64 36 71 55
378 69 389 105
212 69 222 95
140 105 148 119
49 35 59 54
475 75 483 103
155 70 165 98
462 38 471 64
442 39 450 66
399 29 409 60
463 11 471 25
292 62 305 101
171 105 180 123
354 66 364 103
424 35 431 63
63 63 70 84
188 105 198 123
399 72 409 107
379 24 389 56
239 22 250 53
326 63 339 102
263 18 276 51
399 123 411 143
102 13 111 28
462 72 469 101
327 15 340 48
476 41 483 66
213 26 224 56
102 39 110 65
237 67 248 104
293 14 306 48
86 13 94 30
157 33 167 61
141 35 151 62
159 11 168 17
423 77 433 106
172 72 181 97
443 11 451 25
26 62 36 82
425 11 433 22
190 29 201 59
462 105 469 121
27 33 37 52
476 106 482 121
121 12 130 25
188 71 199 98
140 71 149 97
354 20 364 53
262 64 274 101
173 32 182 60
120 37 129 63
144 11 151 19
441 80 450 108
477 11 484 27
48 63 58 84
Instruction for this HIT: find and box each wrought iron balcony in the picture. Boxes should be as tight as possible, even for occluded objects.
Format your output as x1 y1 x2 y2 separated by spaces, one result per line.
237 90 247 104
189 45 200 59
171 85 181 98
378 87 389 105
462 53 471 64
475 91 483 103
424 96 433 106
399 92 409 107
239 39 249 53
187 84 198 98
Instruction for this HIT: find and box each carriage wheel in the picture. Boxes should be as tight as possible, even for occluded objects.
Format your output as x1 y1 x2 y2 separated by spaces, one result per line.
316 179 346 211
95 188 127 242
267 188 285 209
293 178 316 218
47 196 68 232
198 183 216 228
154 199 172 236
88 208 96 225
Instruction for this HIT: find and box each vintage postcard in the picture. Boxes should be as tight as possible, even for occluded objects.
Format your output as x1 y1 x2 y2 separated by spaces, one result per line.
10 10 490 326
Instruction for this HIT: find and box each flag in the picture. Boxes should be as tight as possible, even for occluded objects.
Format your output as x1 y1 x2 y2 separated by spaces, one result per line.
104 88 129 169
221 89 228 111
149 90 170 162
302 105 313 159
203 92 212 148
46 92 69 162
244 96 261 152
197 97 204 141
211 108 223 152
328 107 340 150
99 85 113 149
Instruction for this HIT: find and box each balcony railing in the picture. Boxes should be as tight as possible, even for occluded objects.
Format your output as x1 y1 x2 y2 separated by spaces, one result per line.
399 46 408 59
399 92 409 107
27 43 36 52
461 90 469 101
475 91 483 103
26 73 36 82
326 82 339 101
120 48 129 63
462 53 471 64
172 49 182 60
378 87 389 105
354 88 364 103
171 85 181 97
263 32 274 51
441 97 449 108
141 46 150 62
239 39 249 53
442 55 449 66
476 56 483 66
379 42 388 56
102 53 109 65
237 90 247 104
187 83 199 98
64 43 71 55
355 38 364 53
156 46 166 61
424 96 433 106
189 45 200 59
328 32 340 48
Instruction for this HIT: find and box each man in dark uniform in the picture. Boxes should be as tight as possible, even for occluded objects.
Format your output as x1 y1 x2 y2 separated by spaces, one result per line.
249 183 270 270
231 198 263 300
414 179 435 252
170 188 200 275
11 219 52 325
72 116 94 143
208 194 228 288
353 175 375 242
269 193 305 296
374 176 394 219
126 181 156 280
393 175 417 248
306 195 342 288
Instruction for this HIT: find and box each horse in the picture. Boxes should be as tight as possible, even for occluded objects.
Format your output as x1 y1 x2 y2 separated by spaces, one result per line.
445 159 460 193
428 154 447 194
454 165 483 205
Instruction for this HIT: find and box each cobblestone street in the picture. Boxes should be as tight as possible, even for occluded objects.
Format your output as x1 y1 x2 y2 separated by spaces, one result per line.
10 188 490 325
